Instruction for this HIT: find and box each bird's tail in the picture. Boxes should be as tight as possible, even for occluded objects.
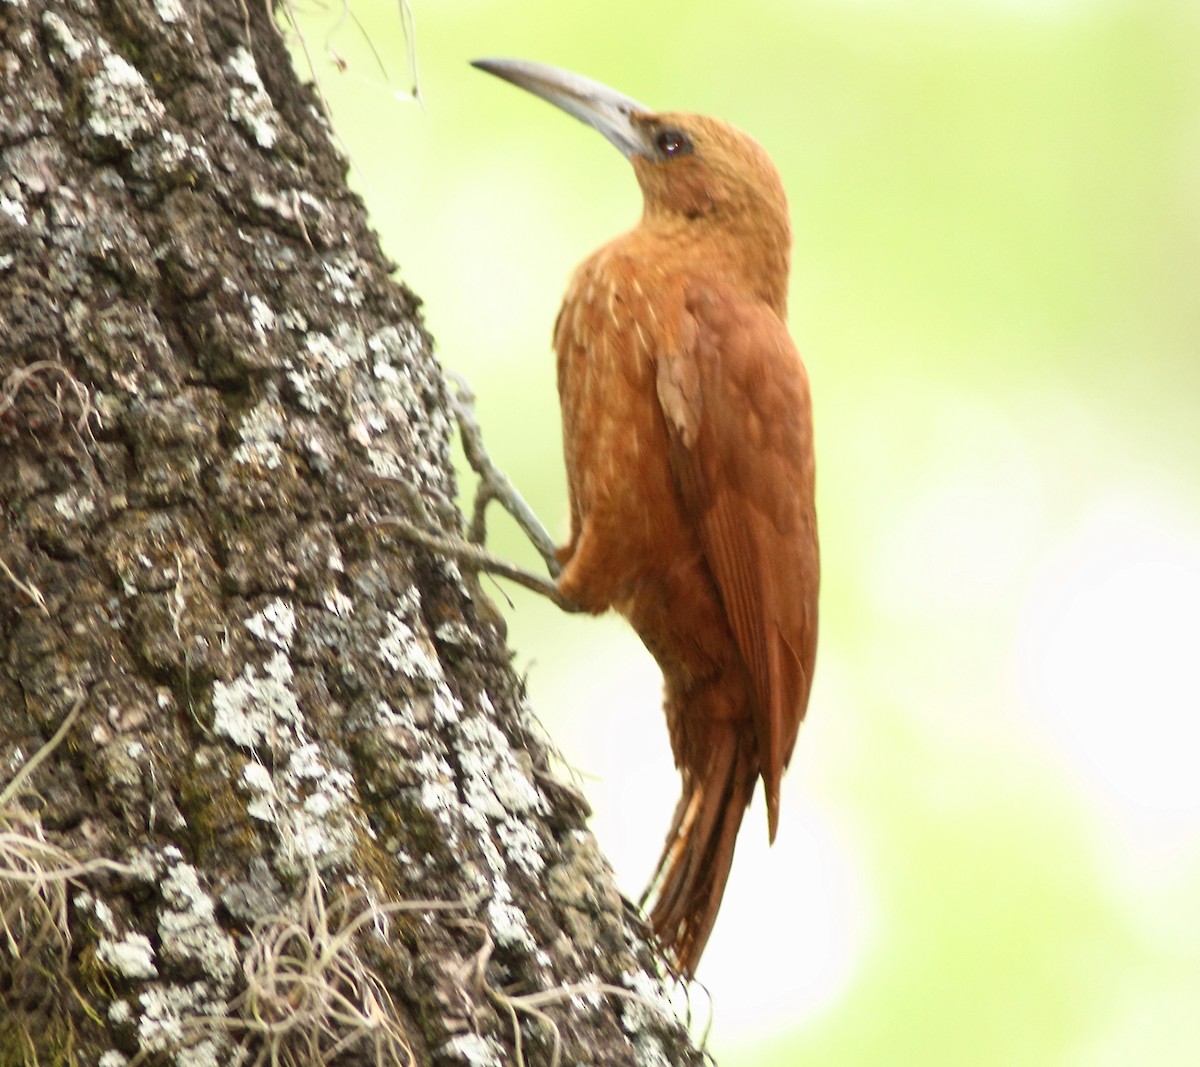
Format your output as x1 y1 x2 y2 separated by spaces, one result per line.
642 725 758 978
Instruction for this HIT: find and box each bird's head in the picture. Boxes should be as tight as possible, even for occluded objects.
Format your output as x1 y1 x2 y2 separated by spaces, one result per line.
472 58 790 247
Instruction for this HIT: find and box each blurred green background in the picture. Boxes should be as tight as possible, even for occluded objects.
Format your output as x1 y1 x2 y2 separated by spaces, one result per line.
289 1 1200 1063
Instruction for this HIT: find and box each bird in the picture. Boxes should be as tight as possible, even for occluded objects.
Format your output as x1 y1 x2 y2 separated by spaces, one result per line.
472 58 819 978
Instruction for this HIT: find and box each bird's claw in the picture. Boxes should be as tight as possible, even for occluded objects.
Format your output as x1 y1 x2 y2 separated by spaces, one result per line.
376 514 582 613
445 372 562 578
377 372 582 613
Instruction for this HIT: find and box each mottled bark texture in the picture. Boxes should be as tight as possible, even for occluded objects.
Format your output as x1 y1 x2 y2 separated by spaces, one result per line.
0 2 707 1065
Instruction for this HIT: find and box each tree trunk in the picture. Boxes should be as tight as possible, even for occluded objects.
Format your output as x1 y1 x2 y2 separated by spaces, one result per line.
0 2 706 1064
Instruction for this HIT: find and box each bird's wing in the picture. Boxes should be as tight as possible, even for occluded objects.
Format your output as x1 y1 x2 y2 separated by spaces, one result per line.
655 280 819 839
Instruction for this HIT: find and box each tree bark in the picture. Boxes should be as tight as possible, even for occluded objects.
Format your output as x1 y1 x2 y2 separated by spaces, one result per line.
0 2 707 1064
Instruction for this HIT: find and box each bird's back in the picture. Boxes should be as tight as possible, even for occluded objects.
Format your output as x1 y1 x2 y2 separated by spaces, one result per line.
552 231 818 973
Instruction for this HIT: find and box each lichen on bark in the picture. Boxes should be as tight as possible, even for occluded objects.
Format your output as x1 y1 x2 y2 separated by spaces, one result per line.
0 1 710 1065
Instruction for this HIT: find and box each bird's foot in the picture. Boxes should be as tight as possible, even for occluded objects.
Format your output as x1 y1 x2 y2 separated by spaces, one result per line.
378 373 583 614
377 513 581 612
445 372 562 576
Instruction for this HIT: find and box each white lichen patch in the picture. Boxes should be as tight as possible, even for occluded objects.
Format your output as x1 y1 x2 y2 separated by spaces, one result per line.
41 11 86 61
430 685 462 727
287 744 358 858
92 899 117 934
280 308 308 332
244 598 296 650
319 256 364 307
413 750 458 821
633 1035 673 1067
77 891 117 934
247 187 331 249
230 393 287 471
132 127 209 183
286 327 363 413
154 0 184 23
486 886 536 953
495 818 545 878
0 194 27 226
124 847 161 885
454 788 538 954
136 983 217 1055
619 969 676 1035
397 679 550 954
377 610 441 682
157 128 193 164
53 487 95 519
441 1033 504 1067
324 589 353 617
226 46 279 149
241 760 273 793
374 697 418 736
288 742 340 786
178 1038 224 1067
241 760 277 823
286 371 321 413
305 328 358 372
244 799 280 832
364 440 407 481
303 432 331 476
87 52 167 146
211 650 301 751
458 713 544 818
434 619 482 650
216 639 363 865
247 293 276 334
97 932 158 979
367 325 425 408
158 859 238 986
119 851 238 1058
369 328 419 383
292 800 355 861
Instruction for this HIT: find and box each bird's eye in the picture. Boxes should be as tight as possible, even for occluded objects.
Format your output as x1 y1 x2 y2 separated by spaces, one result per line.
655 128 693 158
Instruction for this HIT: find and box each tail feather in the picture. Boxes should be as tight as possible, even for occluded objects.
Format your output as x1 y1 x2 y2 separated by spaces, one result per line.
644 729 758 977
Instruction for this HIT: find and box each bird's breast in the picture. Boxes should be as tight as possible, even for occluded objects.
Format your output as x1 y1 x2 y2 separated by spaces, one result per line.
554 251 699 598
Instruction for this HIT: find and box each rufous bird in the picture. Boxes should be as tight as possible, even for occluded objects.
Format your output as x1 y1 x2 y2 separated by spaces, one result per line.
474 58 819 977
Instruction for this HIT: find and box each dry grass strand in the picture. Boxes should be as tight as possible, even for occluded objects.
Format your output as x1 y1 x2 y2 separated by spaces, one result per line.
131 859 479 1067
450 916 680 1067
0 695 130 966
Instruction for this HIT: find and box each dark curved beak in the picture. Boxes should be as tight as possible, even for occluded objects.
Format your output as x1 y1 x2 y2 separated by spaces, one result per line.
472 58 653 160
